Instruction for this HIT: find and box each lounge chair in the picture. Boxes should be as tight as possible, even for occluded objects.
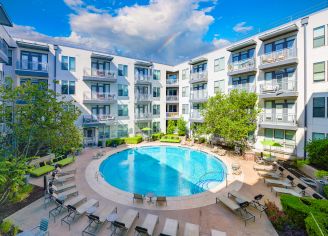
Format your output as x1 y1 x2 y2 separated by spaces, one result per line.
135 214 159 236
264 175 294 188
52 174 75 184
50 188 78 201
253 164 276 172
111 209 139 236
272 183 307 197
216 196 255 226
61 198 99 230
211 229 227 236
160 218 178 236
184 223 199 236
49 182 76 192
56 155 76 167
57 169 77 176
64 194 87 207
82 205 117 236
29 162 55 177
17 218 49 236
257 171 282 179
228 191 267 217
156 196 167 206
133 193 144 203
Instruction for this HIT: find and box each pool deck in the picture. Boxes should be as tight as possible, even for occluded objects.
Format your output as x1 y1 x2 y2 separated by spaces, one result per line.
7 141 310 236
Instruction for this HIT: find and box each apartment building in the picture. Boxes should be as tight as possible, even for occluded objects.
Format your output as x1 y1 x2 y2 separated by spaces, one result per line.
1 5 328 158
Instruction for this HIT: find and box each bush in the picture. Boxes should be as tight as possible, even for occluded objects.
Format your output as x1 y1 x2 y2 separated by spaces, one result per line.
323 185 328 198
265 200 291 232
124 136 143 144
0 220 19 235
177 117 187 136
105 138 125 147
315 170 328 179
166 120 176 134
305 139 328 170
151 132 163 141
305 212 328 236
160 134 181 143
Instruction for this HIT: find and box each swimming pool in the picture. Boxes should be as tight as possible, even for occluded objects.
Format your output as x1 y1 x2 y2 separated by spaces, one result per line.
99 146 227 197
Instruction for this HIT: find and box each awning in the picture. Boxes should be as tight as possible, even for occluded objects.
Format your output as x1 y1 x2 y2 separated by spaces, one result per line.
16 41 49 52
189 57 207 65
91 53 113 61
227 39 257 52
259 24 298 41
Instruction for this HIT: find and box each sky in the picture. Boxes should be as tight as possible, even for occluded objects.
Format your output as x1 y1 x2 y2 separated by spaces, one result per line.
2 0 328 65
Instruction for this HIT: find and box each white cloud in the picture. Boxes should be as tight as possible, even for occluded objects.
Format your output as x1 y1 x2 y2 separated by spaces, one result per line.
213 38 231 48
233 22 253 33
8 0 222 64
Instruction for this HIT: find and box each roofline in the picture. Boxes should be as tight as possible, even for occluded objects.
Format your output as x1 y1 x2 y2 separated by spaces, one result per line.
0 4 13 27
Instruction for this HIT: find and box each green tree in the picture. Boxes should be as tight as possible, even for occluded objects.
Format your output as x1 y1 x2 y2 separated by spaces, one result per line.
166 120 176 134
177 117 187 136
0 81 83 205
305 139 328 170
202 89 259 149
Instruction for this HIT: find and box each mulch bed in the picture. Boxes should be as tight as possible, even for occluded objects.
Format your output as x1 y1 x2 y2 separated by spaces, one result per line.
0 185 44 221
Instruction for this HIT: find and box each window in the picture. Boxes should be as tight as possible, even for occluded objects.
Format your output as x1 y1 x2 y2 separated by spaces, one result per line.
61 80 75 95
99 126 110 139
313 62 325 82
274 129 284 140
182 104 189 114
153 87 160 97
6 49 12 66
118 64 128 76
192 63 207 73
312 132 326 140
118 84 128 96
264 129 273 139
20 78 48 90
152 122 160 133
153 105 160 115
21 51 48 71
313 26 325 48
62 104 75 112
118 105 128 116
313 97 325 117
285 130 296 141
214 80 225 93
214 57 225 72
117 124 128 138
182 86 189 97
153 69 160 80
167 104 177 112
182 69 188 80
61 56 75 71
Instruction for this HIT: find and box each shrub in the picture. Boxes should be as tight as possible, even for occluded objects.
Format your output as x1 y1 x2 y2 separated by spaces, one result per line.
0 220 19 235
265 200 291 231
315 170 328 179
151 132 163 141
124 136 143 144
105 138 125 147
166 120 176 134
305 139 328 170
324 186 328 198
305 212 328 236
160 135 181 143
177 117 187 136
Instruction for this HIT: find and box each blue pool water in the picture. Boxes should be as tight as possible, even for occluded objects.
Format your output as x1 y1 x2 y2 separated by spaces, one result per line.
99 146 227 197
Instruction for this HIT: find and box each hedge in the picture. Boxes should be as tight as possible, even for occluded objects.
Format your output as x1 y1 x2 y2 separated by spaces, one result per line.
151 132 163 141
104 138 125 147
124 136 143 144
160 135 181 143
323 185 328 198
280 194 328 235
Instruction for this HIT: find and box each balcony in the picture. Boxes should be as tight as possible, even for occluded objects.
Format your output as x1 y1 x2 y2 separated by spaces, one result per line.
135 94 152 102
15 60 48 77
0 38 8 63
259 77 297 98
83 92 117 104
83 137 97 146
82 114 115 127
189 110 204 122
262 140 296 155
190 90 208 103
135 74 152 84
166 95 179 103
135 113 152 120
166 79 179 87
259 48 298 70
228 84 255 93
259 113 297 130
166 112 179 120
190 71 208 83
83 68 116 82
228 58 257 76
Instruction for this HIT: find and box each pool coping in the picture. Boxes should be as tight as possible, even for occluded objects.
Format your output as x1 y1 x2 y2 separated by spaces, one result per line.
85 142 245 210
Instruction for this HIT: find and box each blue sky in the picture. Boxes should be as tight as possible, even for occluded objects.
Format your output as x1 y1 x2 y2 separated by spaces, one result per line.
2 0 328 64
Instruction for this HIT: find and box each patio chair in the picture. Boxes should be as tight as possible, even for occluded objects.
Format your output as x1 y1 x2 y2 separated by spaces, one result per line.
18 218 49 236
57 168 77 176
49 181 76 192
264 175 294 187
133 193 144 203
111 209 139 236
61 198 99 230
257 171 282 179
160 218 179 236
272 183 307 197
211 229 227 236
50 187 78 200
49 198 65 222
216 196 255 226
52 174 75 184
156 196 167 206
82 205 117 236
135 213 159 236
184 223 199 236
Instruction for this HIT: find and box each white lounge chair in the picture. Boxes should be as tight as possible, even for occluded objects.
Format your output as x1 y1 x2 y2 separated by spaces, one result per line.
264 177 293 188
253 164 276 172
50 182 76 192
51 188 78 200
184 223 199 236
53 174 75 184
64 195 86 207
160 218 178 236
258 171 281 179
211 229 227 236
111 209 139 235
272 183 307 197
135 214 159 236
57 169 77 176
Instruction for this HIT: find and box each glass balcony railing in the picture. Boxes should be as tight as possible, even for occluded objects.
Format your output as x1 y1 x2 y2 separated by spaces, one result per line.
228 84 255 93
259 113 297 125
259 77 297 94
166 112 179 118
260 47 297 66
190 71 208 83
82 114 115 124
228 58 256 74
166 95 179 101
16 60 48 72
190 110 204 120
135 113 152 119
84 68 116 80
83 92 116 101
135 93 152 102
166 79 179 85
190 90 208 101
135 74 152 83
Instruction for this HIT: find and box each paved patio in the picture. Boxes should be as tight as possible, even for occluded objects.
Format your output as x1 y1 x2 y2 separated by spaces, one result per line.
7 142 304 236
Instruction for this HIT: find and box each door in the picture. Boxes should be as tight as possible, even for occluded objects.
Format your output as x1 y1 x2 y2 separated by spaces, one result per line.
275 104 283 122
91 86 97 99
287 103 295 123
275 72 284 90
265 101 272 121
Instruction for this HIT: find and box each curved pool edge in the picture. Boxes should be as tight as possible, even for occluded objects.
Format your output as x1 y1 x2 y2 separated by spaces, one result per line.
85 142 245 210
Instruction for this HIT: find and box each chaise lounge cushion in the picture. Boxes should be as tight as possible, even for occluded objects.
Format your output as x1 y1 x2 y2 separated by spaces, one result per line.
56 156 75 167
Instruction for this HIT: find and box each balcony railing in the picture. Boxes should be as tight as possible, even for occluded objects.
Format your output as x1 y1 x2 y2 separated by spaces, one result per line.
166 112 179 118
228 58 256 74
166 79 179 86
263 139 296 154
135 74 152 83
190 71 208 83
135 94 152 102
84 137 97 146
260 47 297 66
190 90 208 101
228 84 255 93
260 77 297 94
83 92 116 101
166 95 179 102
83 114 115 124
259 113 297 125
16 60 48 72
135 113 152 119
83 68 116 81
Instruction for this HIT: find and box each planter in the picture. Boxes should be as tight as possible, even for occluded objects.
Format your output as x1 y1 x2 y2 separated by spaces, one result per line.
298 164 317 179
